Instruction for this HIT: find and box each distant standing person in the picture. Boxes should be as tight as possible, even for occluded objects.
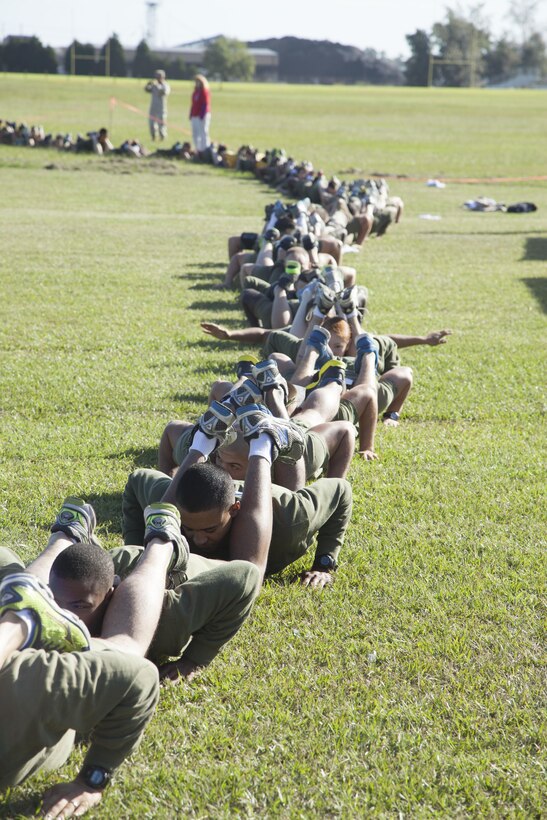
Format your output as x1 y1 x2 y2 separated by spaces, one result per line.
145 69 170 141
189 74 211 153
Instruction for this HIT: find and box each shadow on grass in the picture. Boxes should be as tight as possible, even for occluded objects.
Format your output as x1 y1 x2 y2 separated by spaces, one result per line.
190 299 240 312
521 277 547 314
522 237 547 261
174 266 224 279
0 793 39 818
110 446 159 468
85 490 124 534
173 391 209 405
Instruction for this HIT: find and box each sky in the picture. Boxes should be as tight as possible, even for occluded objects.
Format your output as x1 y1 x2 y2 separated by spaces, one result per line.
1 0 546 59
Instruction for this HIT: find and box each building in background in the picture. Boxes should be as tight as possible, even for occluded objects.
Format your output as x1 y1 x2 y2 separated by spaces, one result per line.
123 38 278 81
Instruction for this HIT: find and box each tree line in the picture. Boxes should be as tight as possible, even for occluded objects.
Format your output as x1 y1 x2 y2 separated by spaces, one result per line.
1 3 545 87
0 35 254 81
406 2 546 86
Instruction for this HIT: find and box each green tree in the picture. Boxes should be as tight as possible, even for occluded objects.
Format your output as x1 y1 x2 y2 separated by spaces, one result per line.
132 39 155 78
431 8 490 86
520 32 546 73
405 29 431 86
204 36 254 81
2 36 57 73
100 34 126 76
166 57 191 80
64 40 96 75
484 37 520 81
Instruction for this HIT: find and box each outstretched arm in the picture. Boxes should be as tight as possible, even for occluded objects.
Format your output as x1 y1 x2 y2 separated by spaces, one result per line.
201 322 269 344
387 330 452 348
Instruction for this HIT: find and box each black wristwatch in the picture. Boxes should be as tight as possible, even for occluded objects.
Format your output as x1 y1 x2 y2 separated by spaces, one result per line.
383 411 400 422
314 554 337 572
79 765 111 790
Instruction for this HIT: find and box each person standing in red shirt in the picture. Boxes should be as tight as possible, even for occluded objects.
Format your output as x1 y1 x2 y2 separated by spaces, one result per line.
189 74 211 154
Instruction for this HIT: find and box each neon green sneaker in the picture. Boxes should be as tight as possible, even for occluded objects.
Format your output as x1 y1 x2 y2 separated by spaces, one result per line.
0 572 91 652
143 503 190 574
50 496 100 545
236 354 259 379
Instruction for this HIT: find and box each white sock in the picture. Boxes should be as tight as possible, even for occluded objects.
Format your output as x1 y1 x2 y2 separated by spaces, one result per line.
190 431 218 457
249 432 273 464
296 213 308 232
265 212 278 232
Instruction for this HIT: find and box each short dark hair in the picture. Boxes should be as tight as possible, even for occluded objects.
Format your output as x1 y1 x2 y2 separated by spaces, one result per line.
275 215 296 232
176 463 235 513
51 543 114 594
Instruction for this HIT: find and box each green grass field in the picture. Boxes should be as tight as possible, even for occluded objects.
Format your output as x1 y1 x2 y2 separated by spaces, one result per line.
0 76 545 818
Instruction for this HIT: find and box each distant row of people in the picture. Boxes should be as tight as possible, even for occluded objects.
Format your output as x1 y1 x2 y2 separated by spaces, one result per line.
0 120 148 157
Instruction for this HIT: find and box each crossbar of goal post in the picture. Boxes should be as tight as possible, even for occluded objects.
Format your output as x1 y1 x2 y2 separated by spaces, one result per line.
427 55 477 87
70 42 111 76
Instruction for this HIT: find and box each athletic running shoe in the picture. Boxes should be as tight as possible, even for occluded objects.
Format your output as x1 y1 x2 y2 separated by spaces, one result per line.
302 234 318 251
307 326 334 367
264 227 280 242
0 572 91 652
276 266 300 291
337 286 358 316
305 359 347 394
222 379 263 413
236 354 259 379
235 403 305 464
197 400 237 445
252 359 289 402
143 503 189 573
314 283 337 315
51 497 100 545
321 265 344 294
278 235 297 252
354 333 380 375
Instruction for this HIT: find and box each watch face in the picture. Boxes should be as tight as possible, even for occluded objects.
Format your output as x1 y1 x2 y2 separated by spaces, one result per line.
83 765 110 789
89 769 106 787
319 555 335 570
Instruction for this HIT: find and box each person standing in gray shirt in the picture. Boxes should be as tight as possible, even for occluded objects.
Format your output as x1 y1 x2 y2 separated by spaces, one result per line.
145 69 170 141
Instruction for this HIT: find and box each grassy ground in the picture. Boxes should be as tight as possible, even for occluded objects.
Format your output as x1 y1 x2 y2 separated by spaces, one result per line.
0 78 545 818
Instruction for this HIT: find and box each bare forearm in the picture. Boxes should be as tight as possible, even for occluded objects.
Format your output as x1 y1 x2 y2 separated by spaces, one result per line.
387 330 452 348
387 334 427 348
228 327 270 343
201 322 270 344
